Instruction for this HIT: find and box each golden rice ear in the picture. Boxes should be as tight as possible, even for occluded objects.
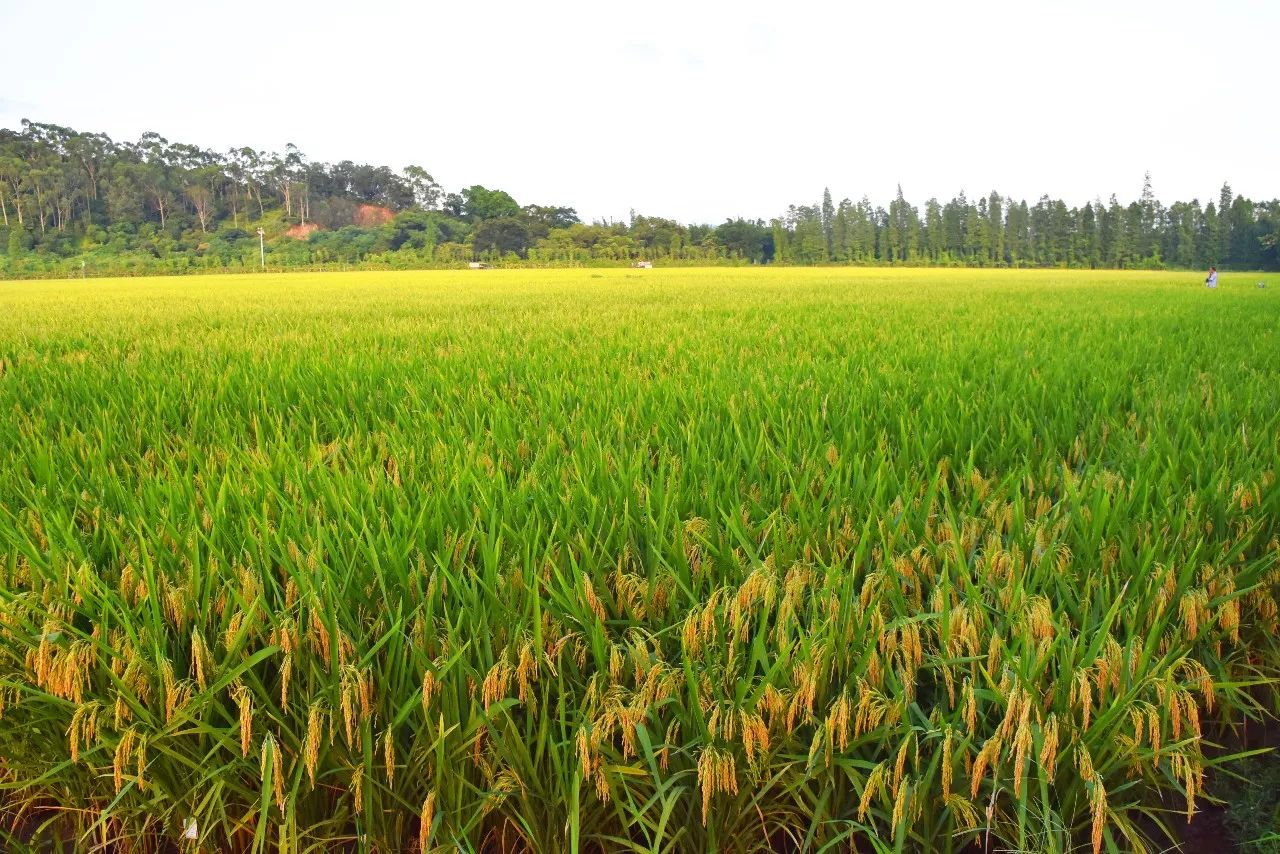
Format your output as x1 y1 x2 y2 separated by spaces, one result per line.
419 792 436 852
383 727 396 787
304 702 325 786
1091 777 1108 854
858 761 888 823
234 682 253 757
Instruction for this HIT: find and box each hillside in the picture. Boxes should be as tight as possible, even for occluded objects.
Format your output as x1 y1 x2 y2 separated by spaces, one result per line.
1 120 1278 279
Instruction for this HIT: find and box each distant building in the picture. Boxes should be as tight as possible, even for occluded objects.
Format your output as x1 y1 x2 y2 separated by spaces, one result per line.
468 262 490 269
633 261 653 269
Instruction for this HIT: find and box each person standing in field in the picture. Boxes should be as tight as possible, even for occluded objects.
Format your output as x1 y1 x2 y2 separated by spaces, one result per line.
1205 266 1218 289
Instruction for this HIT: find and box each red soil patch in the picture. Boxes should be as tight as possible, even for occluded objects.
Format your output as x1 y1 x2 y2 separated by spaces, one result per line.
285 222 323 239
354 204 395 227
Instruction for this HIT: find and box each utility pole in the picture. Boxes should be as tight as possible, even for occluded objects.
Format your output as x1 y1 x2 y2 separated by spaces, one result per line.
257 227 265 270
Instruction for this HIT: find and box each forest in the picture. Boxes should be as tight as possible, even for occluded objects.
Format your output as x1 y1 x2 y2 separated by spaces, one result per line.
2 119 1278 277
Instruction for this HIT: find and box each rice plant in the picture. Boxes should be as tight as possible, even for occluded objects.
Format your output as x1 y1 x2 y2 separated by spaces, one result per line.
0 267 1276 852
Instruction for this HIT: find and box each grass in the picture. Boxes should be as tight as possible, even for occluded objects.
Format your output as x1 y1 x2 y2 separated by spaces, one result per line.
0 267 1276 853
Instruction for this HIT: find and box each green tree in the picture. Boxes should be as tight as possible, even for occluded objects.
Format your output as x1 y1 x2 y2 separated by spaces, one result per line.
1105 196 1130 267
1171 201 1200 268
714 219 771 263
1227 195 1261 269
887 185 919 263
788 205 826 264
1199 201 1219 266
404 166 442 211
852 197 875 262
942 193 965 260
986 192 1003 265
962 199 982 262
1007 200 1031 265
821 187 835 259
830 201 851 262
473 216 532 258
1079 202 1099 268
7 226 26 258
1050 200 1073 267
771 218 791 264
924 198 943 263
462 186 520 221
1029 196 1052 265
522 205 579 230
1217 183 1233 264
1138 171 1159 260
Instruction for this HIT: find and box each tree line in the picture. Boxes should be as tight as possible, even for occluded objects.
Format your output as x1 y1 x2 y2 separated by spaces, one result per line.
2 119 1277 277
774 181 1277 271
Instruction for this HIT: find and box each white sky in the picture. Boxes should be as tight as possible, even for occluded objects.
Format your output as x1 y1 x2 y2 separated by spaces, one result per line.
1 0 1274 223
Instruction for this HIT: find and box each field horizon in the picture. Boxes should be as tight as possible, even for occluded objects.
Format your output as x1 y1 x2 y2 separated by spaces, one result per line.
4 264 1276 285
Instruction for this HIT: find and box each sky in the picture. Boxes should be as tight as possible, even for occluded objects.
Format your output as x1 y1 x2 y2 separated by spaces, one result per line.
1 0 1275 224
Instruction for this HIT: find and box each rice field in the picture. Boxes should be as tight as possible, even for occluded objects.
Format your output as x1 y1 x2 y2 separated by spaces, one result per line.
0 267 1277 853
